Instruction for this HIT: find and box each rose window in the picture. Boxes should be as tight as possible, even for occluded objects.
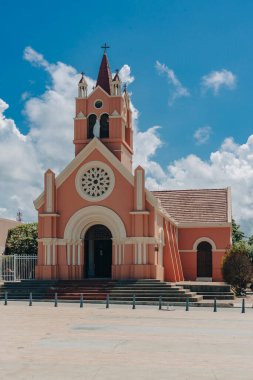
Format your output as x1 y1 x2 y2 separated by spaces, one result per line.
76 161 115 202
81 167 111 198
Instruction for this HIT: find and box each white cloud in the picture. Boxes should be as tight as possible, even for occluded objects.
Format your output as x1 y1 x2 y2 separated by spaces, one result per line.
23 46 49 68
21 91 31 101
119 65 134 84
0 98 43 221
202 69 236 94
155 61 190 106
0 99 27 142
23 48 96 172
194 125 212 145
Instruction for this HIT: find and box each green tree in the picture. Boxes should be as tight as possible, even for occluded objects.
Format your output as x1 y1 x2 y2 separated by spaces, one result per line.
232 218 245 244
5 223 38 256
248 235 253 246
247 236 253 263
222 241 252 295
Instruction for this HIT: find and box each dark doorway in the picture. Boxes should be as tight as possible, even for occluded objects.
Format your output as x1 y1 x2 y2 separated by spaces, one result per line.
84 224 112 278
87 114 97 138
197 241 212 278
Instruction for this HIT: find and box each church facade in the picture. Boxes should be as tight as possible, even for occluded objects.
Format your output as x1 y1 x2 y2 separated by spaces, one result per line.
34 51 232 282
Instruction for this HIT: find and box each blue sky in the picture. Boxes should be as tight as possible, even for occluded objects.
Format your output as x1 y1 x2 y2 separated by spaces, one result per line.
1 0 253 232
2 0 252 162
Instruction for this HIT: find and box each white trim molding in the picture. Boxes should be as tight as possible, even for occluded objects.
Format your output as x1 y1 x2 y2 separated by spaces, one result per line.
136 169 143 210
45 172 53 213
179 249 225 253
39 213 60 217
193 237 217 251
178 222 231 228
64 205 127 240
227 186 232 223
75 112 86 120
129 211 150 215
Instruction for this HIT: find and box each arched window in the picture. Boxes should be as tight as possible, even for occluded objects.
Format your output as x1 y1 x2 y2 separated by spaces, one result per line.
197 241 212 278
88 114 97 139
100 113 109 138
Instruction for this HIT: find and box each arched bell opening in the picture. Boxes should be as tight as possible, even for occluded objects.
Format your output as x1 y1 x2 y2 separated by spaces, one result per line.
100 113 109 138
88 114 97 139
197 241 212 278
84 224 112 278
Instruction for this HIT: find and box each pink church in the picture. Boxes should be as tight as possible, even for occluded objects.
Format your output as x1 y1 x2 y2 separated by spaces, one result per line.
34 50 232 282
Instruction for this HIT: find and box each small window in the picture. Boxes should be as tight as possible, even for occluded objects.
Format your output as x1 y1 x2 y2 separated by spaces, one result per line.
88 114 97 138
95 100 103 109
100 114 109 138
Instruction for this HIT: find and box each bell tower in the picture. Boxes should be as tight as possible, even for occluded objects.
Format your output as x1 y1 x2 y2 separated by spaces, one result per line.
73 45 133 172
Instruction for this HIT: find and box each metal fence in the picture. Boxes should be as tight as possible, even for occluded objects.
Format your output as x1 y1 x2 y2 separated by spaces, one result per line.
0 255 37 282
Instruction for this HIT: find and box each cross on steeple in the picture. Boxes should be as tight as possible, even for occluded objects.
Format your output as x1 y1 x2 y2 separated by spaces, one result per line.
101 43 110 53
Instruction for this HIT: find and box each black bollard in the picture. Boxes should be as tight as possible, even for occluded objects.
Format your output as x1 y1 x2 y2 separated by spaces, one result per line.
159 296 162 310
213 297 217 312
29 292 32 307
242 298 245 313
185 297 189 311
132 294 136 309
80 293 83 308
106 294 109 309
4 291 7 306
54 292 58 307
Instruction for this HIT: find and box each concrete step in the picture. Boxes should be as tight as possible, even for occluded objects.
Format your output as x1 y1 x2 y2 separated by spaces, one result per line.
55 295 202 302
177 283 234 301
0 279 233 304
202 295 234 300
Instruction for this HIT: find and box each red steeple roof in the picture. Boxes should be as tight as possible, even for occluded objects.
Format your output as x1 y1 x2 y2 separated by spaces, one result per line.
113 70 120 82
96 53 112 95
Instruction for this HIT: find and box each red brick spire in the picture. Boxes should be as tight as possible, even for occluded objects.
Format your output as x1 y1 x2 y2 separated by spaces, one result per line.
96 53 112 95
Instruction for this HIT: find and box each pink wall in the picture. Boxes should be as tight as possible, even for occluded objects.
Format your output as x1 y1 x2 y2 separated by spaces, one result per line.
178 226 231 281
178 227 231 250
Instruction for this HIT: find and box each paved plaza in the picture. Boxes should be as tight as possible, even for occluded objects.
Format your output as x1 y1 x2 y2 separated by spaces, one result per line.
0 302 252 380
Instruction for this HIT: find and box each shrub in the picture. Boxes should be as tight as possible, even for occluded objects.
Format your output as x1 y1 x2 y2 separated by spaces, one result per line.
5 223 38 256
222 242 252 296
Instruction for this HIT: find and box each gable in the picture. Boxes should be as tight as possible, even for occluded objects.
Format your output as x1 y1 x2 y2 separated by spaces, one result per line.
34 138 135 209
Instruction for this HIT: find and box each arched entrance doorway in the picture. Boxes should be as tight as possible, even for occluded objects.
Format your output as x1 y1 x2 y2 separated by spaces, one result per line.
197 241 212 278
84 224 112 278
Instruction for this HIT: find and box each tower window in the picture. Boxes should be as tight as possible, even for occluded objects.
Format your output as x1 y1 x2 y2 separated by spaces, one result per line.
100 114 109 138
95 100 103 109
88 114 97 138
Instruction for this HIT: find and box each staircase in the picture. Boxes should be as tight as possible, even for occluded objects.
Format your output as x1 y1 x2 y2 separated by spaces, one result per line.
0 279 203 305
177 282 235 301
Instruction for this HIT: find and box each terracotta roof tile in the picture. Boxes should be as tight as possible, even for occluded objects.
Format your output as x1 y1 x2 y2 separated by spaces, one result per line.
152 188 229 224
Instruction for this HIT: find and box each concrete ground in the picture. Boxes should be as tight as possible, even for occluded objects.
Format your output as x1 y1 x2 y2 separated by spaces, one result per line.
0 302 252 380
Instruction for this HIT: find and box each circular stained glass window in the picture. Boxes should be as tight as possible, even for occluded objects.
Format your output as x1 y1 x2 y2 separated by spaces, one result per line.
81 167 110 198
95 100 103 109
76 162 115 202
